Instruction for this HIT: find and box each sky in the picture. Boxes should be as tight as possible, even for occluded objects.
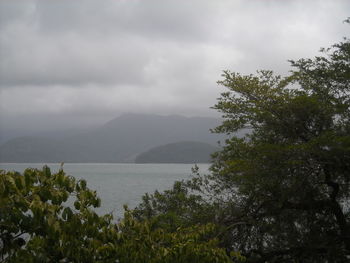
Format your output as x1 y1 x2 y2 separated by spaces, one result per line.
0 0 349 137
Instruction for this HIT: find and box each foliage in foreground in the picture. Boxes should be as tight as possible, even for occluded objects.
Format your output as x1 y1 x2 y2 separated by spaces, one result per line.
0 167 235 262
134 34 350 262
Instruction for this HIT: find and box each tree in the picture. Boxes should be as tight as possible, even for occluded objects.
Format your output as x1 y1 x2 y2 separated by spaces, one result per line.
0 167 233 262
134 34 350 262
0 166 113 262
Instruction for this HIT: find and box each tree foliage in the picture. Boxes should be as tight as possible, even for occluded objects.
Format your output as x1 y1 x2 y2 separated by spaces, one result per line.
134 35 350 262
0 167 233 262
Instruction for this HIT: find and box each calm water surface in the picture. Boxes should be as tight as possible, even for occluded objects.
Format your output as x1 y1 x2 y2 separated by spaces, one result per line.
0 163 209 218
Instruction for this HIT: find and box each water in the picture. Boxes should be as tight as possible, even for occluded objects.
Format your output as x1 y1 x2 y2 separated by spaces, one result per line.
0 163 210 218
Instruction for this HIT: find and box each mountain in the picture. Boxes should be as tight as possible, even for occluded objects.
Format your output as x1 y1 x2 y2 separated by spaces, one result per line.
135 141 219 164
0 113 224 163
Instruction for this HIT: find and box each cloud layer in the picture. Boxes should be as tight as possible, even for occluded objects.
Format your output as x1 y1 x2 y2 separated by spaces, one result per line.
0 0 349 132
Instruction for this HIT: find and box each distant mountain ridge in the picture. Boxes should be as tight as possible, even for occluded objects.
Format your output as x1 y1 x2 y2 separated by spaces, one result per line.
135 141 219 164
0 113 224 163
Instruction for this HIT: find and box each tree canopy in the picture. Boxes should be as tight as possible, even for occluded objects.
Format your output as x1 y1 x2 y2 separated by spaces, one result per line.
134 34 350 262
0 167 233 262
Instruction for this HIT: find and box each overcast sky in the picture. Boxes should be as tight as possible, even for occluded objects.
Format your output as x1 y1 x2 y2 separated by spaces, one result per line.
0 0 349 135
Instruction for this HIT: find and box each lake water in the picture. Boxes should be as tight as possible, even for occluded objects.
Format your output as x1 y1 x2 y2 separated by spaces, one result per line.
0 163 210 218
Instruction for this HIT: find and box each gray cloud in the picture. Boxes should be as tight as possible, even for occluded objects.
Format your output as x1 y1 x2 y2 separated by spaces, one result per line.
0 0 349 135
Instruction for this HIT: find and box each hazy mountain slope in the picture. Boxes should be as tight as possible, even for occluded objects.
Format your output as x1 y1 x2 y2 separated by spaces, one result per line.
0 114 223 163
0 136 93 163
135 141 219 163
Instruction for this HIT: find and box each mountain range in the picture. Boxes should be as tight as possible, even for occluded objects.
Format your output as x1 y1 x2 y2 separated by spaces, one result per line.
135 141 219 164
0 113 225 163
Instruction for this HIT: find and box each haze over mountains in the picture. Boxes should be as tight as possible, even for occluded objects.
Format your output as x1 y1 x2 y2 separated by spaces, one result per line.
135 141 218 164
0 113 225 163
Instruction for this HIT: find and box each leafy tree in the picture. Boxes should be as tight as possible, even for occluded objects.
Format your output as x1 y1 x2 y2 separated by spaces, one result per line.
1 166 113 262
0 167 234 262
134 33 350 262
116 211 237 263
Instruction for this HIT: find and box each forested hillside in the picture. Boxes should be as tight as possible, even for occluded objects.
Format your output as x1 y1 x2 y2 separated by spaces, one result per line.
135 141 218 163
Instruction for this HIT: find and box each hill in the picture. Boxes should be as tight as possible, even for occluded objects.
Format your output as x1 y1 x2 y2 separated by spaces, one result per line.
135 141 218 164
0 113 224 163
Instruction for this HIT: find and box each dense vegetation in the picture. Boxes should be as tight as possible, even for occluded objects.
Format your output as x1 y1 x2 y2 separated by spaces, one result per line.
134 34 350 262
0 167 233 262
1 27 349 262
